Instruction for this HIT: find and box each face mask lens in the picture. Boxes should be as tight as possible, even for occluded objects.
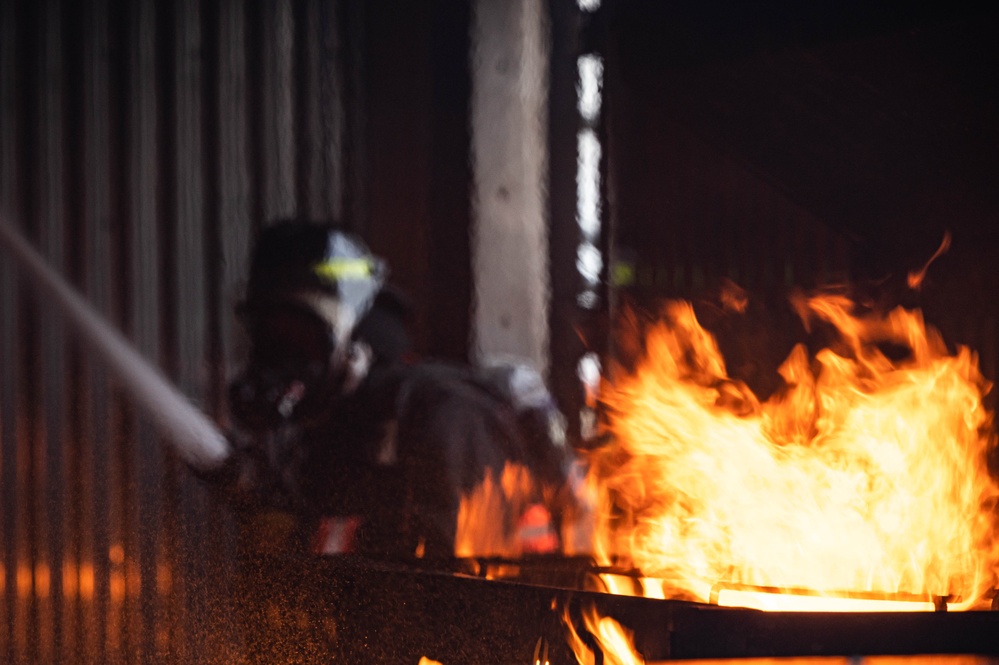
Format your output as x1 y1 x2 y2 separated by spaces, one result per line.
248 304 333 383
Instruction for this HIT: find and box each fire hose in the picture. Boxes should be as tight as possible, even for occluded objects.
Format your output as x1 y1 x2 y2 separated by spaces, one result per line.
0 214 229 470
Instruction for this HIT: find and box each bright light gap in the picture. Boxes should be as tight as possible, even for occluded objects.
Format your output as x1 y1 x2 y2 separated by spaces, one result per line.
575 52 604 308
577 54 603 123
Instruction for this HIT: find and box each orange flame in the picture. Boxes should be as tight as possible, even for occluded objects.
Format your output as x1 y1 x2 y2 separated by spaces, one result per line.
589 294 999 611
908 230 952 290
456 461 549 558
564 604 645 665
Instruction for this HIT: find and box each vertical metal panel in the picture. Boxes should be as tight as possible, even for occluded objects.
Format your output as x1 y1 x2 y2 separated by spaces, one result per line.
122 0 165 655
360 1 434 353
0 0 351 662
340 0 368 233
546 0 588 444
38 3 67 662
217 0 252 376
93 0 119 653
295 0 343 221
425 0 473 363
1 5 18 661
18 5 44 662
261 0 297 222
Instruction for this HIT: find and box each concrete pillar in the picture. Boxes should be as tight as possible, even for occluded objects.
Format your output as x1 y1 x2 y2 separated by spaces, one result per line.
469 0 550 373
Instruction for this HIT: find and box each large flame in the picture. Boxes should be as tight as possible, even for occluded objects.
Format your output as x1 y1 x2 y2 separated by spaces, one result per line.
588 293 999 611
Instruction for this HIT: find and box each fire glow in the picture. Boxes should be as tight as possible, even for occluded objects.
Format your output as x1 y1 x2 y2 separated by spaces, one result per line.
587 293 999 612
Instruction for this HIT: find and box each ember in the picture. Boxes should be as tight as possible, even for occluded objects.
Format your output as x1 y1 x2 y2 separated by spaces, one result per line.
587 293 999 612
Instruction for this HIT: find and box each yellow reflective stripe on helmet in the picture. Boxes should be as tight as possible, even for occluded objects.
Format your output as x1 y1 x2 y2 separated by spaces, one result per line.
312 258 372 281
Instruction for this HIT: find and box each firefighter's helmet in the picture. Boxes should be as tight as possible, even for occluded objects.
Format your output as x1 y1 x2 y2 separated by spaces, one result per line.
244 220 386 326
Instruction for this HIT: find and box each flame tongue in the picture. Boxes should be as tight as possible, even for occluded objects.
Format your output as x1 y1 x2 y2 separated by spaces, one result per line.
592 295 999 610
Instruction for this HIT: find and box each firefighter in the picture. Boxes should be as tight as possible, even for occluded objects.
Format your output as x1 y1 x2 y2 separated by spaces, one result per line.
221 219 573 561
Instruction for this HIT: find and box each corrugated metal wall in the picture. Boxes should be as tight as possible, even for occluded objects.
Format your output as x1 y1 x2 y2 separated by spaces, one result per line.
0 0 353 662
